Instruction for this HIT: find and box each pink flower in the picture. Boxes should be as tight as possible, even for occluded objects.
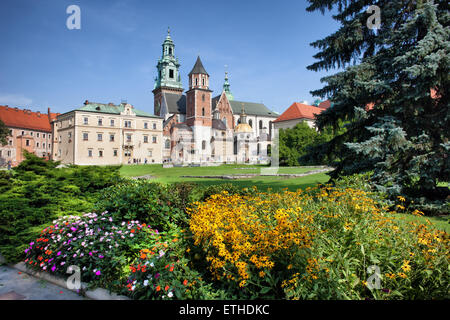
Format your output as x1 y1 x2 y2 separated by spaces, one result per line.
51 265 56 272
95 270 101 276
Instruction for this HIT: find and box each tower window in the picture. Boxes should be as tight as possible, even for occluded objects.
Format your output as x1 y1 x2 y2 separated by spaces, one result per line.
202 108 205 116
202 78 205 86
169 69 174 79
169 47 172 55
195 78 198 86
202 94 205 102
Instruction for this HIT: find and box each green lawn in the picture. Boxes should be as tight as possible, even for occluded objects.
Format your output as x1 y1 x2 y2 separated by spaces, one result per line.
119 164 330 191
391 213 450 233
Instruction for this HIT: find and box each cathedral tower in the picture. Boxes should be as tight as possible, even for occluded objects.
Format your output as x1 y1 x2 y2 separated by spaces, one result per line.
186 56 212 127
186 56 212 162
152 28 183 116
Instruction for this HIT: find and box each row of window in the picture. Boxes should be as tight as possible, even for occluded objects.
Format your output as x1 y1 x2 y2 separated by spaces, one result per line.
87 149 154 158
81 133 157 143
9 129 51 139
83 117 158 130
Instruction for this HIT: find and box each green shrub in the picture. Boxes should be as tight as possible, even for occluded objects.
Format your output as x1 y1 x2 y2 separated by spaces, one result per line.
94 180 188 232
0 153 121 263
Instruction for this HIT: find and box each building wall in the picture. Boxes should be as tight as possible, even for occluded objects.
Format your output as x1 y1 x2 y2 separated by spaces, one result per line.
52 110 163 165
0 127 52 166
273 118 315 130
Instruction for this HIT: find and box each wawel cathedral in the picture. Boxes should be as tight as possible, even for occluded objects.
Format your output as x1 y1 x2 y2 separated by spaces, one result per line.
152 29 278 165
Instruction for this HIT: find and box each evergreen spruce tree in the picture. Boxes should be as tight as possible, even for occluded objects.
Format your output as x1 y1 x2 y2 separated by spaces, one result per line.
306 0 449 213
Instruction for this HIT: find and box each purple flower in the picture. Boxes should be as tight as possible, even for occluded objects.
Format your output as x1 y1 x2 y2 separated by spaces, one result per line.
155 273 160 279
51 265 56 272
95 270 101 276
98 255 104 259
89 252 93 256
71 227 77 232
57 251 61 256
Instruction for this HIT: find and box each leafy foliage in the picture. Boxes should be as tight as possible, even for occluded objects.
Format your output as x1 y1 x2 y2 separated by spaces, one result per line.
306 0 450 213
0 152 122 262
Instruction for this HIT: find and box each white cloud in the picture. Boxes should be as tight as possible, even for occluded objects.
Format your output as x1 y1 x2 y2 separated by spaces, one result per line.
0 93 33 106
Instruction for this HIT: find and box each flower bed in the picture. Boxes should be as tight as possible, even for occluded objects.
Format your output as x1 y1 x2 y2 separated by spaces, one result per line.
188 187 449 299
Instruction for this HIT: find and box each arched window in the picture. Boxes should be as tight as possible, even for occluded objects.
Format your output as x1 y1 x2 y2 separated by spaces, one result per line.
202 140 206 150
259 120 263 130
169 47 172 55
202 94 205 102
202 78 205 86
249 119 253 128
195 78 198 86
202 108 205 116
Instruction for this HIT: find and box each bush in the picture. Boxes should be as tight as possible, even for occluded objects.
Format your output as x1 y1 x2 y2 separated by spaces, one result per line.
188 187 449 299
121 228 225 300
0 152 122 263
94 180 189 232
23 212 153 289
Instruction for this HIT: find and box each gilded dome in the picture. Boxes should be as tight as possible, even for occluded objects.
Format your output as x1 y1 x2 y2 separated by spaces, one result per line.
235 123 253 133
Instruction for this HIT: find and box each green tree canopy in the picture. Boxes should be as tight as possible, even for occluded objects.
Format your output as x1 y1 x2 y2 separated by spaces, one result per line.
306 0 449 212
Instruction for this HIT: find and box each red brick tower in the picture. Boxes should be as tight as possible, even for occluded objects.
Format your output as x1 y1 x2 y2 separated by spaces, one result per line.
186 56 212 127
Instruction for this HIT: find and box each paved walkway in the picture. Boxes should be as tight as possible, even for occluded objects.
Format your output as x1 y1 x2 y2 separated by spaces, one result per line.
0 265 86 300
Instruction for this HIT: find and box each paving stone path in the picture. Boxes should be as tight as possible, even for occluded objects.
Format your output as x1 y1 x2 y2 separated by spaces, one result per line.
0 265 86 300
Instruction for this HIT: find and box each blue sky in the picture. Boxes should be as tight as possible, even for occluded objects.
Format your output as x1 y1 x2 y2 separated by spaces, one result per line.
0 0 340 115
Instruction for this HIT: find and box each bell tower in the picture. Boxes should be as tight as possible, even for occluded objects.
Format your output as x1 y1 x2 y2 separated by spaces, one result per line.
186 56 212 127
152 28 183 116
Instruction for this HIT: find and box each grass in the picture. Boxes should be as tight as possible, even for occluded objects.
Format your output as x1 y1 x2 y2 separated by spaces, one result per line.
391 213 450 233
119 164 331 191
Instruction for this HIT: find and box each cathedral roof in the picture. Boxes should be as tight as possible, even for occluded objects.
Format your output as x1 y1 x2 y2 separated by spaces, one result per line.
188 56 209 76
163 93 186 114
211 95 278 118
229 100 278 117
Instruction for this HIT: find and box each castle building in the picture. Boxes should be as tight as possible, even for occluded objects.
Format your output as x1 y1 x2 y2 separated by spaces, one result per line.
0 105 59 166
51 101 163 165
152 30 278 165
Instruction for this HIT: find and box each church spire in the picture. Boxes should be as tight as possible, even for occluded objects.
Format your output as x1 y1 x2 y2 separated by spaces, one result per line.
155 28 183 91
223 68 234 101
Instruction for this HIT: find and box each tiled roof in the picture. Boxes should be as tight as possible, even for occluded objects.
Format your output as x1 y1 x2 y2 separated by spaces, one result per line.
0 105 57 132
163 93 186 114
273 102 325 123
228 100 278 117
76 102 160 118
188 56 209 76
318 100 332 109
